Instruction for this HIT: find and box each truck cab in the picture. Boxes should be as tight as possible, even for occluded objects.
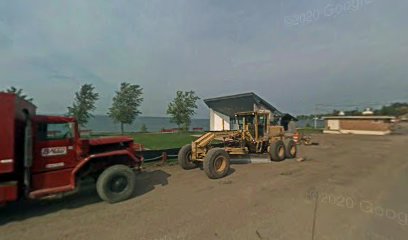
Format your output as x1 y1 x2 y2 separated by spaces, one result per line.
0 93 143 205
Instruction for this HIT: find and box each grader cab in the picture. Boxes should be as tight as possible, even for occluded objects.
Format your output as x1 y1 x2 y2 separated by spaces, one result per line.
178 111 297 179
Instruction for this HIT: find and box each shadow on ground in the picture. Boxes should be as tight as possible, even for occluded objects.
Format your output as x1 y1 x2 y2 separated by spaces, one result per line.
133 169 171 197
0 169 171 225
392 122 408 135
197 164 236 177
227 168 236 177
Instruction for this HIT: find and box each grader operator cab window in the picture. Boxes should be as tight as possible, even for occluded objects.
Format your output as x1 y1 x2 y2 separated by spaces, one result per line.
236 114 256 137
37 123 74 141
257 115 267 138
236 116 244 130
236 115 255 130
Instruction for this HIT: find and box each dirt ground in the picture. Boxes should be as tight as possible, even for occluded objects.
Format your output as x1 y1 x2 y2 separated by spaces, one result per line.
1 123 408 240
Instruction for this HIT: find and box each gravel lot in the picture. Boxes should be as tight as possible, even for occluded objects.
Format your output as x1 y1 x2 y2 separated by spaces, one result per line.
1 124 408 240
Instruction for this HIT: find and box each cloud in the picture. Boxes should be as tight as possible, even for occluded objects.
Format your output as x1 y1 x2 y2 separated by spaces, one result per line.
0 0 407 117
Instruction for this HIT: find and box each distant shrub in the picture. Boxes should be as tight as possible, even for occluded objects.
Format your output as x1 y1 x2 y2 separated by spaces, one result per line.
140 123 148 133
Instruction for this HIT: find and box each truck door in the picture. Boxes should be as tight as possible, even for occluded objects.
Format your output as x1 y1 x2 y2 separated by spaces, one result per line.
32 121 78 173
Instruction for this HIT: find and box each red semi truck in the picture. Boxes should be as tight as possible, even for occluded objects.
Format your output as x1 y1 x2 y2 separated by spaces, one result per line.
0 93 143 205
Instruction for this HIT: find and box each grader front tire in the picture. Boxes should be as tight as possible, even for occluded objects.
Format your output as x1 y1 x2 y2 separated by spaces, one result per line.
203 148 230 179
178 144 198 170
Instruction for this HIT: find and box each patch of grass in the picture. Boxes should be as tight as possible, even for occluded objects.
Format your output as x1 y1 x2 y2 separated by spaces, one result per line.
91 132 203 150
297 128 324 134
132 132 201 149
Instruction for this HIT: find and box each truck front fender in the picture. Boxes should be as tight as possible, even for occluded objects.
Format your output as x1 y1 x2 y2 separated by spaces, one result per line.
71 149 143 185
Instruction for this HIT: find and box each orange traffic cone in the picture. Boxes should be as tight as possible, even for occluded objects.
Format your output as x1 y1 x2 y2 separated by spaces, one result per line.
293 132 300 144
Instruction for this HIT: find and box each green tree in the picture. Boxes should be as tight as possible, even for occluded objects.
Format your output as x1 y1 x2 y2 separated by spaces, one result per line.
3 86 33 102
108 82 143 134
67 84 99 127
140 123 148 133
332 109 340 116
167 91 200 131
376 102 408 116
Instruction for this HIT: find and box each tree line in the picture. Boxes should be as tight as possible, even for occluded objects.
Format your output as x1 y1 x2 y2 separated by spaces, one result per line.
2 84 200 134
297 102 408 119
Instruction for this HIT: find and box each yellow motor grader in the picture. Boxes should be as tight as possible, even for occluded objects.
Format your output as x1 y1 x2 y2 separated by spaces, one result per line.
178 111 297 179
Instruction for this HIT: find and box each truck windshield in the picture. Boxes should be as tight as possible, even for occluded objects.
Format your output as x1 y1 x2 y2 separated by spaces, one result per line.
37 122 74 141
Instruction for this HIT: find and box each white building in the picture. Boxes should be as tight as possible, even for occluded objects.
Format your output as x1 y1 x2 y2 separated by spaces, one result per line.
362 108 374 115
323 116 395 135
204 92 292 131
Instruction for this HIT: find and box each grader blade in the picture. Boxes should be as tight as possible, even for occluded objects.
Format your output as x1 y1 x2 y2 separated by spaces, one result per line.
229 154 271 164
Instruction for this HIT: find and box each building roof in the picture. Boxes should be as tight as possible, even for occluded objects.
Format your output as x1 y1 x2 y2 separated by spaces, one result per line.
204 92 283 117
323 116 395 120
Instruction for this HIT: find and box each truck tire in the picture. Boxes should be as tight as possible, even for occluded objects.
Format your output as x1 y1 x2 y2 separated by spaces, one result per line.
203 148 230 179
178 144 198 170
96 165 136 203
284 139 297 159
269 140 286 161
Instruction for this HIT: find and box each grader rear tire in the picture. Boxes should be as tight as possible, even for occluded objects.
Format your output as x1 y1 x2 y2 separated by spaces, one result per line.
284 139 297 159
203 148 230 179
178 144 198 170
269 140 286 161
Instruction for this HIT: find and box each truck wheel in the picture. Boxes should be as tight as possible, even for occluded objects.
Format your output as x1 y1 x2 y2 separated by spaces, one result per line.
284 139 297 159
203 148 230 179
178 144 198 170
96 165 136 203
269 140 286 161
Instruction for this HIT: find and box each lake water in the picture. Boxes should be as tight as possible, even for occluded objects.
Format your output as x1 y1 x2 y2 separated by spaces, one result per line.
86 115 209 132
297 119 325 129
86 115 324 132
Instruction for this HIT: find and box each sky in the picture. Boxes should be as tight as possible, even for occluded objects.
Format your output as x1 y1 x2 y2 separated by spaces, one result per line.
0 0 407 118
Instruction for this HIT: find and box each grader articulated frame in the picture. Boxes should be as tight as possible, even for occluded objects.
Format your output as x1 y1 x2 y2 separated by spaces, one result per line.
178 111 297 179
